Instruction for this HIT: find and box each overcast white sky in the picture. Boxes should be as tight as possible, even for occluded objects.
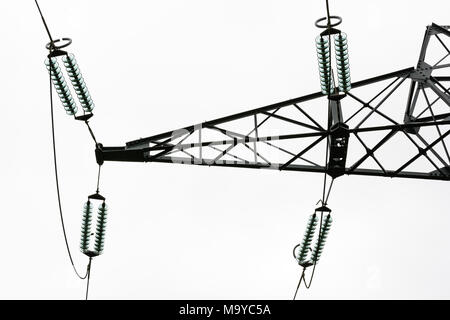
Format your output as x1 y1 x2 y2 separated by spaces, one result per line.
0 0 449 299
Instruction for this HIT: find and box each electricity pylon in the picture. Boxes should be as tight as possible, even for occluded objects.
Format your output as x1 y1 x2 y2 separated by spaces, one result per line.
37 0 450 298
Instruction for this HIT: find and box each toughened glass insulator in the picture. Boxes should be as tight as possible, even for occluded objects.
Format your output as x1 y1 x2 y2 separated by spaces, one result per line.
94 202 108 254
45 57 78 115
62 53 95 112
311 214 333 263
297 213 318 265
334 33 351 93
316 36 334 95
80 201 93 253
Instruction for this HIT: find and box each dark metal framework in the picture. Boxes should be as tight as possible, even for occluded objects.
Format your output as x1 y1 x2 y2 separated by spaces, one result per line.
97 23 450 181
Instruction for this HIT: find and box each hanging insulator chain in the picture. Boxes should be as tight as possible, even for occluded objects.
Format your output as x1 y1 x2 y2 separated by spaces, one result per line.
62 53 95 113
45 57 78 115
94 202 108 255
297 213 318 265
311 213 333 263
334 33 351 93
80 200 93 253
316 36 334 95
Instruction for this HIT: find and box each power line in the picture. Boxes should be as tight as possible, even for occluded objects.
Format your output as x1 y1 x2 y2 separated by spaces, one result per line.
293 269 306 300
49 64 89 281
85 258 93 300
34 0 54 44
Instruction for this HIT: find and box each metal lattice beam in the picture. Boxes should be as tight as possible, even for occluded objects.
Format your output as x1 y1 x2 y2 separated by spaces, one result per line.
97 23 450 182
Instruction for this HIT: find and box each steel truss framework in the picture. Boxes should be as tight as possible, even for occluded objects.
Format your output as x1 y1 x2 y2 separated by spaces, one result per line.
97 23 450 181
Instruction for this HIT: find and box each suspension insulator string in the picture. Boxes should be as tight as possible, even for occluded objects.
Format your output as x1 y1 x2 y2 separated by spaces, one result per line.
302 211 323 289
80 201 93 254
302 174 335 290
316 36 334 95
94 201 108 255
311 214 333 263
62 53 95 113
334 33 351 92
78 176 108 300
296 214 318 266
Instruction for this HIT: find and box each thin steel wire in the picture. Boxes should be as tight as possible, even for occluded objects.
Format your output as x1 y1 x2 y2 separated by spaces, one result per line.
293 269 306 300
49 68 89 280
85 258 93 300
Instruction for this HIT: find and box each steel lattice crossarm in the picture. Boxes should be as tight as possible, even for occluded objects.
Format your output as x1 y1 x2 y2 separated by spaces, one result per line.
96 23 450 181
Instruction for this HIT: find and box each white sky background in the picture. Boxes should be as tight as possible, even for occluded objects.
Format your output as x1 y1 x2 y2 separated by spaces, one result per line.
0 0 449 299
